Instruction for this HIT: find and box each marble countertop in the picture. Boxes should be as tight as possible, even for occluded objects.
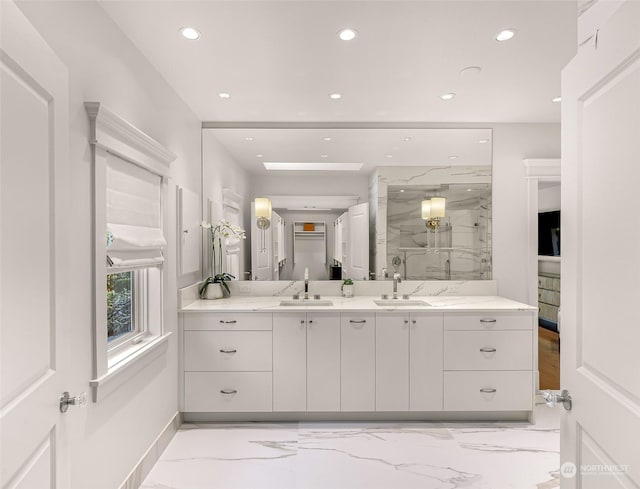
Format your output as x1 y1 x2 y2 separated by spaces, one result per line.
181 295 536 313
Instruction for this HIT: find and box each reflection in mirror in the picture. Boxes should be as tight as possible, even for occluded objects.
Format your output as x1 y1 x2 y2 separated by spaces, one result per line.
202 127 493 281
386 182 492 280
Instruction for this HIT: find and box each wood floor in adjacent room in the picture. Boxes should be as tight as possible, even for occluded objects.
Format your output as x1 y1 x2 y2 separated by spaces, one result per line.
538 326 560 390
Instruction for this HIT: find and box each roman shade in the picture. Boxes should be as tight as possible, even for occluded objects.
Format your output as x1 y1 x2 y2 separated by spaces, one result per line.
106 153 165 269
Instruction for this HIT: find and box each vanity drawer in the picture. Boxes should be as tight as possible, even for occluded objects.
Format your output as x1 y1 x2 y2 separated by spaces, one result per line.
184 331 272 372
444 330 532 371
184 312 272 331
444 313 532 331
185 372 272 412
444 371 533 411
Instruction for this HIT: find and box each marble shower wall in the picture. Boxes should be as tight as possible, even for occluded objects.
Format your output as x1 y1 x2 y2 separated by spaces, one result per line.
373 166 492 280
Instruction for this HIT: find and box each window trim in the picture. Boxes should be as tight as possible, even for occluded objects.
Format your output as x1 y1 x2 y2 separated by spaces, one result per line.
86 102 175 402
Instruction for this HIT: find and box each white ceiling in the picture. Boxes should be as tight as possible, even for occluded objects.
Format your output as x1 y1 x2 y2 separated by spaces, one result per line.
100 1 577 124
100 1 574 175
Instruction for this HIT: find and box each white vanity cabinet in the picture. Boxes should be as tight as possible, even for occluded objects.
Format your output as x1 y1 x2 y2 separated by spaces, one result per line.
272 312 341 412
181 305 535 419
183 312 273 412
375 313 410 411
375 312 444 411
340 313 375 411
443 313 535 411
409 313 444 411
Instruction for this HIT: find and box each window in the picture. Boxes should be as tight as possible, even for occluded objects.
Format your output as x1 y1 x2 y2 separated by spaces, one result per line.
87 102 175 402
105 153 164 365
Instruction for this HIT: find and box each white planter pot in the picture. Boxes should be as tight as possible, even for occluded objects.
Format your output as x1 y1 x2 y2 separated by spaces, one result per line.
204 283 224 300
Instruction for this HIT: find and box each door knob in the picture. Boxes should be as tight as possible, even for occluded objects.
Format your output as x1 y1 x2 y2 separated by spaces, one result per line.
60 391 88 413
542 389 572 411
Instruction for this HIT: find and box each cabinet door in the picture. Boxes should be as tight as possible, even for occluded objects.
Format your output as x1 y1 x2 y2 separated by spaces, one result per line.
410 313 443 411
307 313 341 411
376 313 409 411
273 313 306 411
341 313 375 411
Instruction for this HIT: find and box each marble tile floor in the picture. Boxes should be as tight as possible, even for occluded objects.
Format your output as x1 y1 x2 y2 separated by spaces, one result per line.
141 403 560 489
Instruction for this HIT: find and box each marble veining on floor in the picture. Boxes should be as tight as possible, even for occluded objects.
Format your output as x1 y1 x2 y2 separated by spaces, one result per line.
141 404 559 489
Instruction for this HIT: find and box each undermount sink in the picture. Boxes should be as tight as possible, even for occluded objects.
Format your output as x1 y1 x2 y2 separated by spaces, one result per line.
374 299 432 307
279 300 334 307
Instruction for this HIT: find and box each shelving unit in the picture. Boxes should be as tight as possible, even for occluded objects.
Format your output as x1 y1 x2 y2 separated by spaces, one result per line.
538 272 560 331
293 221 326 264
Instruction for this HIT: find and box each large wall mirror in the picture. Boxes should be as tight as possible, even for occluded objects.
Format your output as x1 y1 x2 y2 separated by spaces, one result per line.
202 127 492 281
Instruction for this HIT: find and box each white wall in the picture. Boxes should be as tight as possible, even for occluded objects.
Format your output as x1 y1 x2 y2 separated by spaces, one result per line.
202 132 251 278
492 123 560 303
15 2 204 488
539 183 561 211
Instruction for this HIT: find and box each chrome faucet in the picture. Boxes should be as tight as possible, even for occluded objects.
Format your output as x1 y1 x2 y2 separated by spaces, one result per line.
304 267 309 299
392 272 402 299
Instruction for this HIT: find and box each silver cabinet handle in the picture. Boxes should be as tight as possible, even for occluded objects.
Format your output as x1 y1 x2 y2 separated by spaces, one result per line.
349 319 366 324
480 318 497 324
404 319 409 324
480 388 497 393
300 320 305 324
480 347 497 353
220 389 237 395
411 320 417 324
308 320 313 324
219 349 237 354
219 320 237 324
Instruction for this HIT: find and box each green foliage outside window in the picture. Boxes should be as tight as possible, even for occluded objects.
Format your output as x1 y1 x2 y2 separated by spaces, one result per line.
107 271 133 341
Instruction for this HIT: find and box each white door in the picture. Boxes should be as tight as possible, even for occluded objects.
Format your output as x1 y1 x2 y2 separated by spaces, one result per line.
1 2 70 488
250 202 272 280
306 312 340 411
346 202 369 280
561 2 640 487
376 313 409 411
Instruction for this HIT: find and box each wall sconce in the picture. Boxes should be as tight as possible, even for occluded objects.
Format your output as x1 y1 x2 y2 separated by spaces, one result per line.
421 197 446 230
255 197 272 252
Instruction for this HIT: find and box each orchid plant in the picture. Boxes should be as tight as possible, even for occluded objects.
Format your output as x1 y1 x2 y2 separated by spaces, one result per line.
199 219 246 298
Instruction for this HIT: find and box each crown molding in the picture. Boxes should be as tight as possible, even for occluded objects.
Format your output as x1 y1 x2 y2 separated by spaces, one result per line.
85 102 176 176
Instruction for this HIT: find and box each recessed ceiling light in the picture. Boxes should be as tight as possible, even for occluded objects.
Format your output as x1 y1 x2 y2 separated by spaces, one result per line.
496 29 516 42
552 96 562 103
467 188 473 192
338 28 357 41
400 137 412 142
219 92 231 99
179 27 201 40
399 189 405 193
320 154 328 158
329 93 342 100
448 155 458 160
460 66 482 77
245 137 254 141
386 154 393 158
478 139 489 144
264 162 363 171
256 154 263 158
323 137 332 141
441 93 456 100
